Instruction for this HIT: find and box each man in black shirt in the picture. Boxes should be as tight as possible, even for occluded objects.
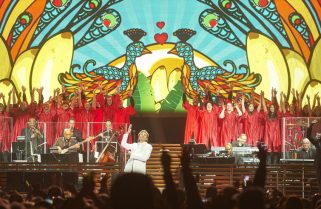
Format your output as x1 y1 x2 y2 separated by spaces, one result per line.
21 118 44 155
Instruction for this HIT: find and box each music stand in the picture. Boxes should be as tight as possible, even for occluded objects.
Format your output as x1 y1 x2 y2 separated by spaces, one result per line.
183 144 208 154
12 136 33 161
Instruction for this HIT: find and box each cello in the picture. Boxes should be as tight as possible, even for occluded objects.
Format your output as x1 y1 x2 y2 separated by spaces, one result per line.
96 131 119 163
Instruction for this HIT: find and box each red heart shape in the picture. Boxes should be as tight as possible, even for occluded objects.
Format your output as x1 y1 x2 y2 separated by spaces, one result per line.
154 33 168 45
156 21 165 29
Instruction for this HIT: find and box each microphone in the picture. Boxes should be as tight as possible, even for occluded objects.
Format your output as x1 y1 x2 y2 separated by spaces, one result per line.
133 130 136 142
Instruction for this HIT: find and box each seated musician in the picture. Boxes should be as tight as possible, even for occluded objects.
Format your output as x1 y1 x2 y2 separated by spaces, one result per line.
231 134 250 147
97 120 116 142
21 117 44 154
55 129 81 154
61 118 82 143
219 143 233 157
297 138 316 159
95 120 119 155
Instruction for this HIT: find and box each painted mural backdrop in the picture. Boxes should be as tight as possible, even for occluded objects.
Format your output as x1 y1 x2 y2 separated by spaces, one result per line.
1 0 321 113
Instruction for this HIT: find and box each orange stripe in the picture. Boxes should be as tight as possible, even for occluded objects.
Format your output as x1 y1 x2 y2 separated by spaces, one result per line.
0 0 11 23
275 0 311 62
10 0 46 60
311 0 321 22
18 17 40 55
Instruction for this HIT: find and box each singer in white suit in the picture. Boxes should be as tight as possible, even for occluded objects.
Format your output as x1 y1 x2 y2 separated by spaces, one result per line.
121 125 153 174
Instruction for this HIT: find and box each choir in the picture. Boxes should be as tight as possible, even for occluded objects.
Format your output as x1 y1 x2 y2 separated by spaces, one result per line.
183 86 321 154
0 82 135 152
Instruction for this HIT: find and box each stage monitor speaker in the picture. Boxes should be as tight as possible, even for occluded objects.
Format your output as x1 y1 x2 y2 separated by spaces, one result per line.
183 144 208 154
12 141 33 155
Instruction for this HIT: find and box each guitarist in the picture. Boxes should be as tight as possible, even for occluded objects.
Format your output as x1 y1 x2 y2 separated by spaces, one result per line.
54 128 81 154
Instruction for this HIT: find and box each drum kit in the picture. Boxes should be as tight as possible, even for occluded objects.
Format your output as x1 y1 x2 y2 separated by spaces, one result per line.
285 119 315 159
285 120 307 156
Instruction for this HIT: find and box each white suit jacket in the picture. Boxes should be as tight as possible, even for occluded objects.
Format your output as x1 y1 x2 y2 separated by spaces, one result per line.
121 133 153 174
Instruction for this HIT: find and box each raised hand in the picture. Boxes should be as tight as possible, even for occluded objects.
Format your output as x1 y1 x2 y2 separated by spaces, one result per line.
21 85 26 92
128 89 133 97
126 124 132 134
115 84 121 94
291 88 295 96
216 86 221 95
161 150 171 171
37 87 43 94
61 85 66 93
257 142 267 163
181 147 191 169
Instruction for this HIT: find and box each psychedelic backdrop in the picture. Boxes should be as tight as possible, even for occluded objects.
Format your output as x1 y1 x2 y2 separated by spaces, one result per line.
0 0 321 113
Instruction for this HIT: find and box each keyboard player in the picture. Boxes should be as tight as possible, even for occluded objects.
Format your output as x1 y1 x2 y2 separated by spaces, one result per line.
231 134 257 164
231 134 250 147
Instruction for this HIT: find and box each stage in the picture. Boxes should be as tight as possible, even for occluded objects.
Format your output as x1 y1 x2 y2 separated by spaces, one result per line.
0 144 318 198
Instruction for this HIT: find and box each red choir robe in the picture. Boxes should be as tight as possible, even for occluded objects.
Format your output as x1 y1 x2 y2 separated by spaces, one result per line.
182 100 200 144
243 110 262 146
0 111 11 151
93 93 106 135
55 107 74 139
258 111 265 142
104 94 121 122
114 98 136 143
37 105 57 147
79 108 95 137
264 112 282 152
197 105 220 148
11 104 36 142
73 106 83 130
93 107 104 135
220 111 240 146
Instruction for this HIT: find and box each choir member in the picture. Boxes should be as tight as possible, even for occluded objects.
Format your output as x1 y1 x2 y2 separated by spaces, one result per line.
197 89 220 149
36 87 57 147
182 92 200 144
77 88 95 138
241 91 262 146
0 93 10 152
312 94 321 117
219 100 242 146
114 90 136 143
55 87 74 139
302 94 312 117
92 82 105 135
262 88 281 164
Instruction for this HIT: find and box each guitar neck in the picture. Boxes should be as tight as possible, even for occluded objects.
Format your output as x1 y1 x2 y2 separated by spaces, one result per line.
66 137 94 150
